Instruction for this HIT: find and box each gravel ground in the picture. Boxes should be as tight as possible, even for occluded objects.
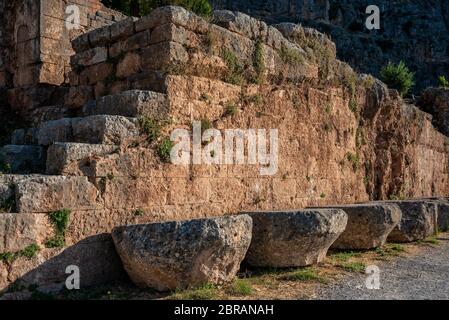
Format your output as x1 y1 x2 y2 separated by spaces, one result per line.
317 234 449 300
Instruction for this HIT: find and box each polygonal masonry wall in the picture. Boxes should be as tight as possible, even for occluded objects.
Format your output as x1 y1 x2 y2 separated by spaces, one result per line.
0 0 126 113
0 6 449 295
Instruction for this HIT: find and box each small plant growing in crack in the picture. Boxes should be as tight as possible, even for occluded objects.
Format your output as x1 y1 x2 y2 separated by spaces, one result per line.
223 104 238 117
0 244 40 264
45 209 71 248
157 138 175 163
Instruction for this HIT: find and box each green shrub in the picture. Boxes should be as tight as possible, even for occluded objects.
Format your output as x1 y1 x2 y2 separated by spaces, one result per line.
0 252 15 264
199 118 212 131
157 138 175 163
252 39 265 84
224 104 238 117
0 196 15 213
0 244 40 264
438 75 449 88
221 49 245 85
380 61 414 96
349 98 358 113
138 117 161 143
0 162 12 173
45 235 66 249
278 46 304 65
346 152 360 171
21 244 40 259
133 209 145 217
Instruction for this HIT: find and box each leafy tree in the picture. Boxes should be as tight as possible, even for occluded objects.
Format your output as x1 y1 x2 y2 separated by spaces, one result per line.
379 61 415 96
102 0 212 17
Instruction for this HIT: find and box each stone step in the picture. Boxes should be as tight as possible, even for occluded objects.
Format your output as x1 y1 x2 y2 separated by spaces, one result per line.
1 175 37 213
10 128 39 145
0 145 46 174
0 213 51 254
1 174 102 213
37 115 139 146
83 90 168 118
46 142 119 175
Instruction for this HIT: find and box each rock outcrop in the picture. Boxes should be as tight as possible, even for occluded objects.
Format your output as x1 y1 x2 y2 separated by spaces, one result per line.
243 209 347 267
112 215 252 291
318 204 402 250
211 0 449 93
386 200 438 243
420 88 449 137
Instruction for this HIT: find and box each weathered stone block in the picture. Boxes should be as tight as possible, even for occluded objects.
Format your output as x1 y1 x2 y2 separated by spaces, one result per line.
112 215 252 291
79 62 113 85
65 85 94 108
1 234 126 293
116 52 141 78
0 214 41 253
10 128 39 145
431 199 449 232
71 115 139 145
142 41 189 71
46 142 118 175
15 175 102 213
110 17 137 41
135 6 208 33
0 145 45 174
40 15 65 40
149 23 199 47
244 209 348 267
38 115 138 146
72 33 91 52
71 47 108 67
38 118 79 146
213 10 268 40
88 25 111 47
321 203 402 249
386 200 438 242
83 90 168 118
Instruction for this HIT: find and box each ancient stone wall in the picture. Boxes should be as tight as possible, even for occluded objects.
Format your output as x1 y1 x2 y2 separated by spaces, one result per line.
0 0 125 115
211 0 449 94
0 6 448 293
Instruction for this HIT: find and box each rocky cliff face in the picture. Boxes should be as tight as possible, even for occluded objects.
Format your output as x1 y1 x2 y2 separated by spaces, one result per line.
211 0 449 94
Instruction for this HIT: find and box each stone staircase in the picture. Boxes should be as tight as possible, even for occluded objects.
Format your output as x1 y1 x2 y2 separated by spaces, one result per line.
0 89 165 292
0 90 162 258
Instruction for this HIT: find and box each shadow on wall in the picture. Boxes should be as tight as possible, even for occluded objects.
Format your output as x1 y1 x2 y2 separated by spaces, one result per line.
3 234 127 295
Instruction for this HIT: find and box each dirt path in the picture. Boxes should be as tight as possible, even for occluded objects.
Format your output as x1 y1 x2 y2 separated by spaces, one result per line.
316 234 449 300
